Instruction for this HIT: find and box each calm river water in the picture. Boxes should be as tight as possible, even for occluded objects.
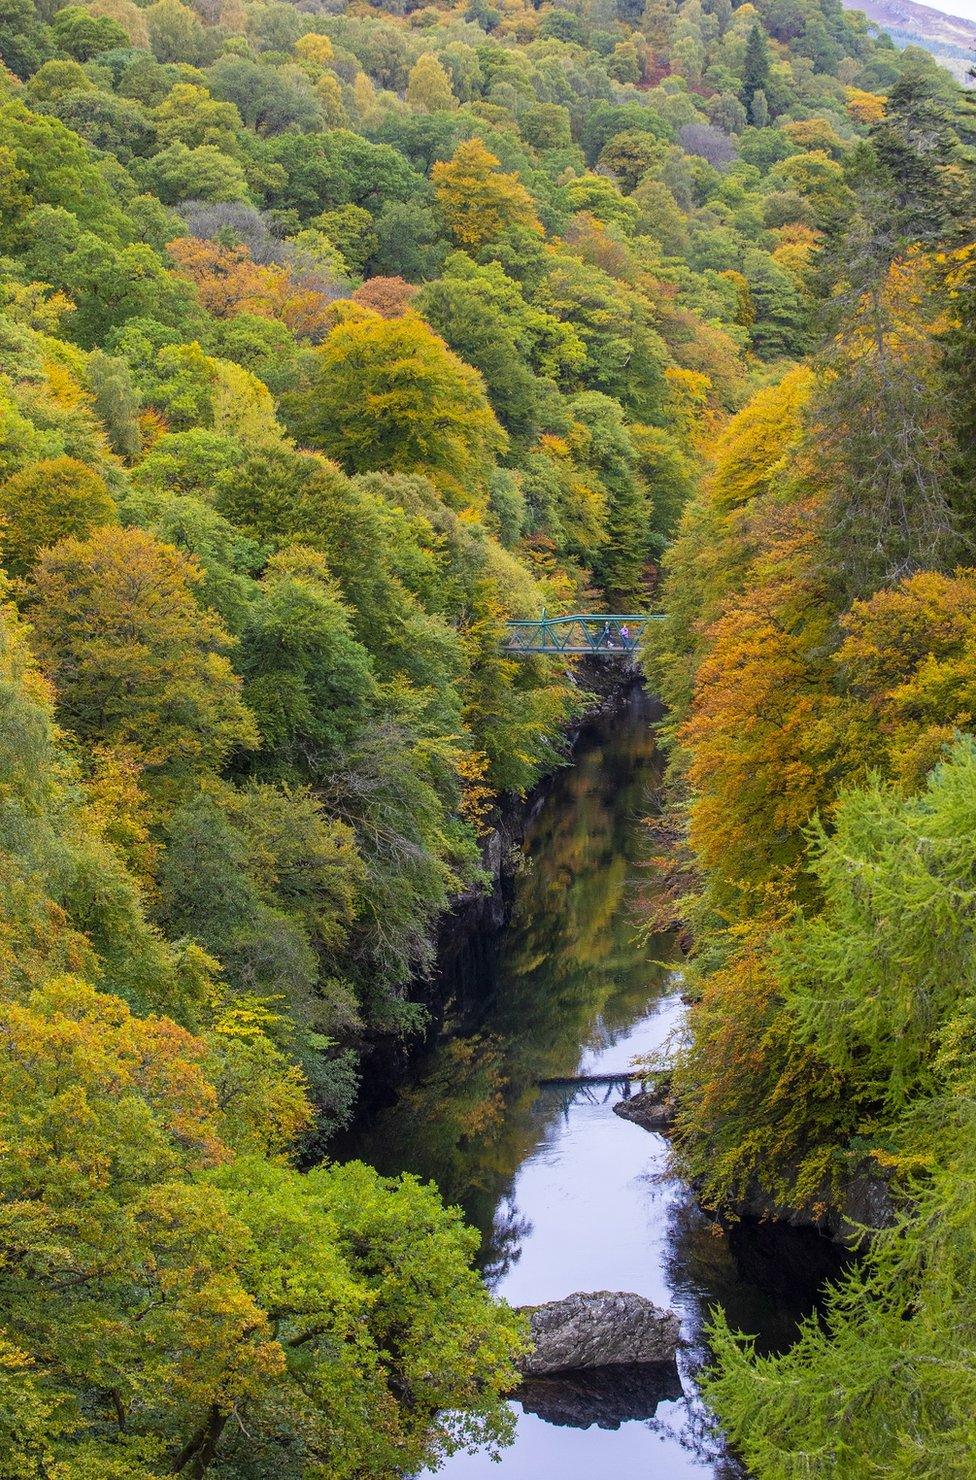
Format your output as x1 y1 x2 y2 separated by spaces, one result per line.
345 687 842 1479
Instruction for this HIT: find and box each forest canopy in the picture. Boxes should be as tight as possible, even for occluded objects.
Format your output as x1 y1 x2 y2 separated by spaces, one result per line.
641 43 976 1478
0 0 972 1466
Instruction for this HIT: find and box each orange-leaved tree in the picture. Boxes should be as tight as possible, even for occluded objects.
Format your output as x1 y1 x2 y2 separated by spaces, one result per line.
166 237 339 341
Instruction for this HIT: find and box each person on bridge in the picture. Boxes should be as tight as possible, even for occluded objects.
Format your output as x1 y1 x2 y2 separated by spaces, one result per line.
620 624 631 648
600 621 613 649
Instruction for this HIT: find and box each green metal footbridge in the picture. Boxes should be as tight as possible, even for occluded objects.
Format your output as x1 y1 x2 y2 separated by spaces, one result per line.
502 612 662 656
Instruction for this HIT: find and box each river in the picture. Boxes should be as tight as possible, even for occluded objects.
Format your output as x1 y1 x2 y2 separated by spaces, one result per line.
344 687 844 1478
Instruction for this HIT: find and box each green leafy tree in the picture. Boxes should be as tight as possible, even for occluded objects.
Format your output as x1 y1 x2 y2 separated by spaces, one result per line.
370 197 448 281
598 130 663 193
289 310 507 510
144 0 209 65
240 545 381 772
268 128 417 221
572 391 651 605
46 87 155 163
23 57 94 103
749 86 769 127
208 53 323 135
540 253 668 416
741 248 809 359
143 140 249 204
0 99 128 241
21 206 202 347
50 4 127 59
312 201 377 274
153 81 244 155
0 0 49 77
0 455 117 575
0 975 525 1476
0 596 199 1017
86 348 142 458
158 781 365 1128
418 261 543 440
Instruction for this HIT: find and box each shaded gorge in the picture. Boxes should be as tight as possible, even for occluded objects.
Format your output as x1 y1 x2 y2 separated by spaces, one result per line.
342 688 845 1477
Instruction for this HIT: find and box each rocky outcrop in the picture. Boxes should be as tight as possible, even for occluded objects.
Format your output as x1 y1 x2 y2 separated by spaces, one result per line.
613 1085 676 1133
517 1291 680 1376
516 1361 683 1430
709 1160 896 1251
612 1073 893 1251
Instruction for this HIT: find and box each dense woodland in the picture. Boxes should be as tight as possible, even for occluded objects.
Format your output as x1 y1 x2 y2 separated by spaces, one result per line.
0 0 972 1466
645 45 976 1480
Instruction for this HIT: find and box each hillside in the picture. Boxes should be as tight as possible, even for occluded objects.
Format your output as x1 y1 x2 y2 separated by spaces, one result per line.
0 0 974 1472
644 13 976 1477
846 0 976 81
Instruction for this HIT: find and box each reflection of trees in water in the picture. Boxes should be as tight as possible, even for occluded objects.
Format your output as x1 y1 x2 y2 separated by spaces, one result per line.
663 1187 737 1355
343 692 846 1473
344 692 675 1262
482 1196 532 1287
644 1385 746 1478
348 1034 513 1220
605 1175 848 1474
486 700 674 1086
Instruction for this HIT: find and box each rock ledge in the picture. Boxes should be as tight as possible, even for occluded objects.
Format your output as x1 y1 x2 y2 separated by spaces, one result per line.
612 1087 676 1133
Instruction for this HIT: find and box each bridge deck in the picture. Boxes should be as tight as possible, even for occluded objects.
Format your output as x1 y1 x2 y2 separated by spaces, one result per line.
503 612 662 656
537 1072 644 1087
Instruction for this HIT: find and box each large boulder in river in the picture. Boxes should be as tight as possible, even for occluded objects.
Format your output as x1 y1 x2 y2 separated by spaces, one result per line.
517 1291 680 1376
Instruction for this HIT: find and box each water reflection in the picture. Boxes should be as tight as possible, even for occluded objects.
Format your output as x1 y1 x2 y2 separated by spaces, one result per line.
349 688 677 1268
344 688 843 1478
517 1362 684 1430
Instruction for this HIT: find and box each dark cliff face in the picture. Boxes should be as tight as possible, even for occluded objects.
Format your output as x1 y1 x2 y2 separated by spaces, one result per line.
716 1166 895 1250
614 1088 892 1249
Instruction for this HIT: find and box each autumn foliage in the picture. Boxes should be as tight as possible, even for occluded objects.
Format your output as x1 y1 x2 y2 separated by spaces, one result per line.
648 66 976 1474
0 0 970 1466
167 237 339 340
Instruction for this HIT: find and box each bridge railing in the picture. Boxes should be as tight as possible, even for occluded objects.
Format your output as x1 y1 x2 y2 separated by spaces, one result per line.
502 613 661 656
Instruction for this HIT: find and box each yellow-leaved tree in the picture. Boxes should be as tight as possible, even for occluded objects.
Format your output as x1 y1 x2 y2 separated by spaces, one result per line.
406 52 457 112
287 309 507 511
433 138 542 250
